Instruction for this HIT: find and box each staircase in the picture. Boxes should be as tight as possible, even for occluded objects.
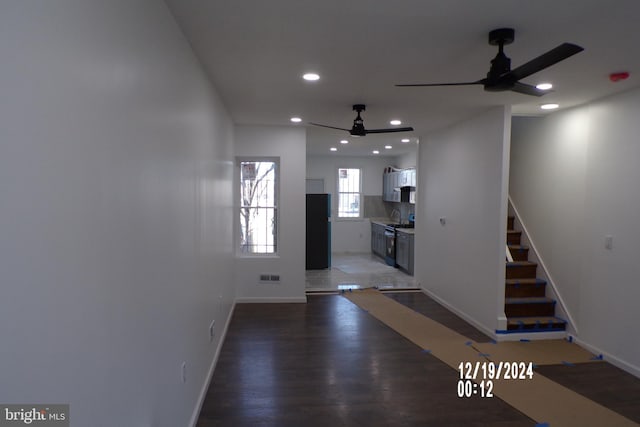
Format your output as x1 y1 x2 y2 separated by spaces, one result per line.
505 216 567 332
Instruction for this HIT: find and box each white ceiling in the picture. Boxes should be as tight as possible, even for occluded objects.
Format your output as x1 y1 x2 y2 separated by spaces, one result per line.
165 0 640 156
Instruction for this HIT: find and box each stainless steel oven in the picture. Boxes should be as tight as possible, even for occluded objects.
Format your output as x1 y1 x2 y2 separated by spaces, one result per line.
384 226 396 266
385 222 415 267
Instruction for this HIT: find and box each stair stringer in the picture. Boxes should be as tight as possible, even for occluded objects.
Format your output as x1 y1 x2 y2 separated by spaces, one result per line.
508 196 577 337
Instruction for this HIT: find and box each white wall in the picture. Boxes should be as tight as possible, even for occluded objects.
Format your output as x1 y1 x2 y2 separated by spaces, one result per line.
394 151 418 169
416 107 511 335
307 155 394 253
0 2 235 426
235 125 307 302
510 88 640 375
307 154 394 197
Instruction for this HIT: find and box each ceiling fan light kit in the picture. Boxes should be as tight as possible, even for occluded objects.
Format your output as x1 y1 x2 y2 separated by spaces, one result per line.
396 28 584 97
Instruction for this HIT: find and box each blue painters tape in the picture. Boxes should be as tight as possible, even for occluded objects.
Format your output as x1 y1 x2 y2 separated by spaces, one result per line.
421 349 432 354
562 361 575 367
465 341 473 346
478 353 491 357
496 328 566 334
591 354 604 361
520 339 531 342
535 423 550 427
567 336 573 343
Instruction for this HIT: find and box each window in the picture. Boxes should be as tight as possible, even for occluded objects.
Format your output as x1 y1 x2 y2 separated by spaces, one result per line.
337 168 361 218
239 160 278 254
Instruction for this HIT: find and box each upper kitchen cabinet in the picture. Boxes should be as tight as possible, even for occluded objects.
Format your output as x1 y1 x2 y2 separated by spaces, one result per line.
382 171 399 202
383 168 415 203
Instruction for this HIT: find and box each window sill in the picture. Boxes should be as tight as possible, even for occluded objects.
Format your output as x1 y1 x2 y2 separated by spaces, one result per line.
236 254 281 259
334 217 364 222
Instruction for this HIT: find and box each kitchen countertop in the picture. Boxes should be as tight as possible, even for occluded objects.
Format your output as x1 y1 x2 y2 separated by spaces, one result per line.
369 217 415 234
369 217 394 226
396 228 415 235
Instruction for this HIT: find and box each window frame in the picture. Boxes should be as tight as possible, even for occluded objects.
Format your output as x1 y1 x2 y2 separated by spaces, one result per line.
236 157 280 257
336 166 363 220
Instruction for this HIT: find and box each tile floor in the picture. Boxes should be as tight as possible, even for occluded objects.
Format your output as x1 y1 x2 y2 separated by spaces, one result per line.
305 252 418 292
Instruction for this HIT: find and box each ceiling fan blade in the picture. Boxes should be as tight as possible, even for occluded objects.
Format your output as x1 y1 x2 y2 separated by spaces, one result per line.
365 127 414 134
396 81 483 87
510 82 548 97
511 82 552 96
309 123 351 132
506 43 584 81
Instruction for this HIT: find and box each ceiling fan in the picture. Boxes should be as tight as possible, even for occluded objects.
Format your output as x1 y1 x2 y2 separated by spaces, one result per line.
309 104 413 137
396 28 584 96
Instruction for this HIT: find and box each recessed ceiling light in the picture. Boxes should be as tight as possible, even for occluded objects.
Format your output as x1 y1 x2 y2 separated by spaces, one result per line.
330 147 337 152
390 119 402 126
540 103 559 110
302 73 320 81
401 138 410 143
340 139 349 144
290 117 302 123
536 82 553 90
372 150 380 154
385 145 392 149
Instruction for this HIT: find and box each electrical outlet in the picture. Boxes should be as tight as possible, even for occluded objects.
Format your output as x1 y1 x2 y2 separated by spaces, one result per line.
181 362 187 384
209 320 216 342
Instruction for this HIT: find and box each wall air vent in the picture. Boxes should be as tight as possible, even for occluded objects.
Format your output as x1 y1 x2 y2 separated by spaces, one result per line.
259 274 281 283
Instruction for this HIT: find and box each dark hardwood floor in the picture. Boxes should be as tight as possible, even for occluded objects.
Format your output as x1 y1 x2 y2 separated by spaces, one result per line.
198 292 640 426
536 362 640 423
383 291 493 343
197 295 534 426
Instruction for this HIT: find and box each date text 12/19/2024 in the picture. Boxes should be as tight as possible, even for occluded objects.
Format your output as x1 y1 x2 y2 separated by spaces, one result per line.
457 361 534 398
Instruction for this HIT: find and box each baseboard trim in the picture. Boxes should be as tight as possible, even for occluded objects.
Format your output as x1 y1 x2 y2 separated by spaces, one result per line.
570 335 640 379
189 302 236 427
420 287 496 340
495 330 567 341
235 296 308 303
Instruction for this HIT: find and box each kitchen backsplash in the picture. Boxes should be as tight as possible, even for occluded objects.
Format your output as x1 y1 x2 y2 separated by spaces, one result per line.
363 195 387 218
363 195 414 222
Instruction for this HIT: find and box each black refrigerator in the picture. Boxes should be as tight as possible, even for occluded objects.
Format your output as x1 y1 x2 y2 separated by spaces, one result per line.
306 193 331 269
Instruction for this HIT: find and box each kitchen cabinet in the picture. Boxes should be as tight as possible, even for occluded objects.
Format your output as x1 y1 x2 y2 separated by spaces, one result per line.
383 169 415 203
395 230 414 275
371 222 386 258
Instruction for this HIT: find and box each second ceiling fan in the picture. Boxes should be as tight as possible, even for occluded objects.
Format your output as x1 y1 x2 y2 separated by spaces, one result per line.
396 28 584 96
310 104 413 137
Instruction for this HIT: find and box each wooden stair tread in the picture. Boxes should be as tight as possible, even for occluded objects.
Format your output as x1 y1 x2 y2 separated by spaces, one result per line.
505 297 555 304
507 244 529 250
507 316 567 325
506 261 537 267
505 278 546 285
